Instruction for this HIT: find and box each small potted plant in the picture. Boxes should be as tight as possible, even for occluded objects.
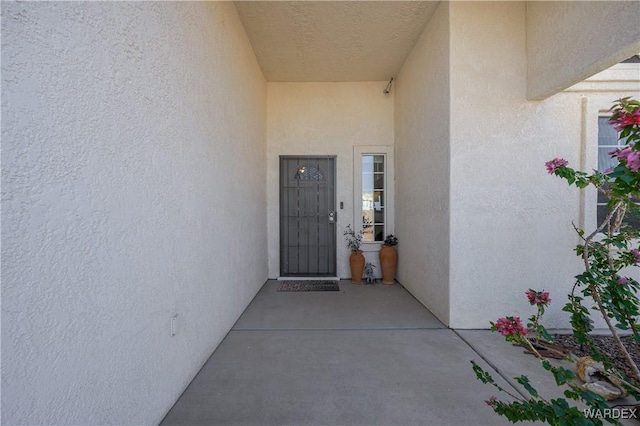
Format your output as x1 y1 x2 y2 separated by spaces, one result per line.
379 234 398 284
344 224 365 284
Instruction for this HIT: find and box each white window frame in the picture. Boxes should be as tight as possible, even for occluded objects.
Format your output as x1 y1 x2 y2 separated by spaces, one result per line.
581 100 619 232
596 114 640 231
596 114 621 224
582 98 639 235
353 146 394 251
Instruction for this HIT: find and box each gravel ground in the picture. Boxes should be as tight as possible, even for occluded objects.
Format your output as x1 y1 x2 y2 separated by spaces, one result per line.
552 334 640 383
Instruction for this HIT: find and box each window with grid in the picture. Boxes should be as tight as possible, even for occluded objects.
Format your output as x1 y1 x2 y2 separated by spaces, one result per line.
597 116 640 228
362 154 386 242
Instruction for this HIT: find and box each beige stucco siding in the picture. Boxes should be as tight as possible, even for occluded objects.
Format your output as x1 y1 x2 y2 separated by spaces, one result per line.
526 1 640 100
448 1 640 329
1 2 267 424
394 1 451 325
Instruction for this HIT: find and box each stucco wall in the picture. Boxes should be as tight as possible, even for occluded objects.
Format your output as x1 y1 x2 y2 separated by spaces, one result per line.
266 82 393 279
527 1 640 100
448 2 640 329
1 2 266 424
394 2 451 325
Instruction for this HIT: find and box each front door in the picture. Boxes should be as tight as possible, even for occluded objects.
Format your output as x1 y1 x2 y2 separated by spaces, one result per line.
280 156 336 276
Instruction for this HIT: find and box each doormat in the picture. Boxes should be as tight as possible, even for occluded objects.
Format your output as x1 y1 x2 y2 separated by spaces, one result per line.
277 281 340 292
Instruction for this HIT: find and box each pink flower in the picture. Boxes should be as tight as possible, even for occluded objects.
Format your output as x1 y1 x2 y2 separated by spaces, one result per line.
526 290 536 304
609 110 640 132
617 146 632 160
613 146 640 172
539 291 550 305
526 289 551 306
485 396 498 408
545 158 568 174
632 249 640 264
627 151 640 172
618 277 628 284
494 316 528 337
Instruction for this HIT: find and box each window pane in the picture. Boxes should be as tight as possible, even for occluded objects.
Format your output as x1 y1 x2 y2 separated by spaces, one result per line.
597 205 609 226
362 155 374 173
362 216 374 241
598 117 619 149
597 193 609 205
363 188 373 205
363 208 374 224
374 155 384 172
626 208 640 230
363 174 373 192
374 173 384 190
599 204 640 230
598 117 623 172
374 208 384 223
598 147 618 172
374 225 384 241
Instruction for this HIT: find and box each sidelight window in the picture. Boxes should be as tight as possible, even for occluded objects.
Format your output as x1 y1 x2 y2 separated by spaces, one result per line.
362 155 386 242
354 146 394 246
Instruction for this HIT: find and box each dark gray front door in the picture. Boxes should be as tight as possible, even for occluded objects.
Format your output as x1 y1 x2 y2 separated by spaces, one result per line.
280 156 336 276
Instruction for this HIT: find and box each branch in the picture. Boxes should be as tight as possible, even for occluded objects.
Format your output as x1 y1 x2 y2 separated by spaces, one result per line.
575 199 639 381
591 287 640 382
626 312 640 342
522 336 544 359
582 201 624 271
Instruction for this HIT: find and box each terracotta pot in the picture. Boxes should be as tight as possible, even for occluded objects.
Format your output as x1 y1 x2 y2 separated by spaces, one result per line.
349 250 365 284
379 245 397 284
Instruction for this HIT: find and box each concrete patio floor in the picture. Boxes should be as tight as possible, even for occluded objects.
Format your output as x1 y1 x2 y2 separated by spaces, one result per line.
160 280 553 425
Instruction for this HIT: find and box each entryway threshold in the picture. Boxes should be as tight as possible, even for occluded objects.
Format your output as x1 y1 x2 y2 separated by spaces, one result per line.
276 276 339 281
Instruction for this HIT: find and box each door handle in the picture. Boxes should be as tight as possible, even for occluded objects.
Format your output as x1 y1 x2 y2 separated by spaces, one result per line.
328 211 337 223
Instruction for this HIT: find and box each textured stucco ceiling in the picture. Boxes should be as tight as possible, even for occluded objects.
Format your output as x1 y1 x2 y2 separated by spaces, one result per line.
234 1 439 82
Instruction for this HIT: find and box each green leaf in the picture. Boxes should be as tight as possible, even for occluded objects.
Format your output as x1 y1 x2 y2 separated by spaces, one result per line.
516 375 539 397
